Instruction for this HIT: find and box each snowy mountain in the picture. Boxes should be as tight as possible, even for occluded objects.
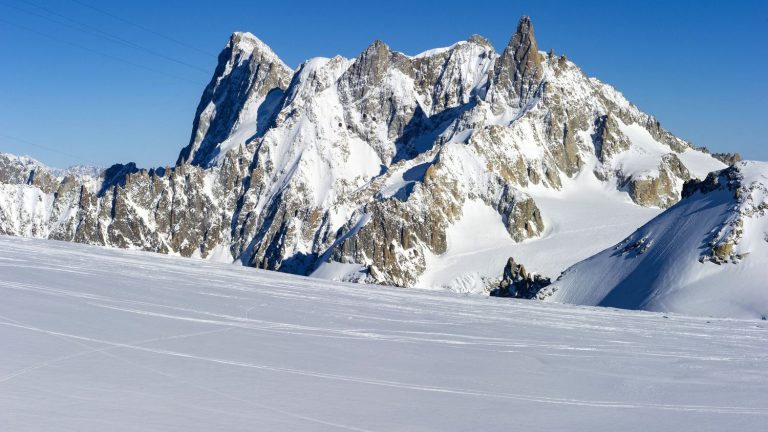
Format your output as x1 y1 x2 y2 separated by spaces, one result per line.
0 17 730 291
0 153 102 182
537 161 768 319
2 235 767 431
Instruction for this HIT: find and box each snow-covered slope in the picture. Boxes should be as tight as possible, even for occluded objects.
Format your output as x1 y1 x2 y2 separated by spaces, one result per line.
417 160 663 292
1 236 767 431
0 16 730 291
539 161 768 319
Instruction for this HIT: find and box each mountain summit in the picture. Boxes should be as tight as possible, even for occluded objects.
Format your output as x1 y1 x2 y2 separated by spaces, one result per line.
177 32 293 167
488 15 543 110
0 17 730 292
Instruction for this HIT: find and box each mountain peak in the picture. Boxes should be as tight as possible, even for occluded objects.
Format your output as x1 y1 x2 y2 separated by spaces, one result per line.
466 34 493 47
360 39 391 58
515 16 535 37
341 39 396 100
230 31 261 43
227 32 289 69
487 15 543 109
229 32 268 51
177 32 293 166
504 16 538 58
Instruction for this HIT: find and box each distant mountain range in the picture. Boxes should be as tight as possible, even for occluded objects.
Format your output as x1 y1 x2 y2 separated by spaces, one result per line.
2 16 763 318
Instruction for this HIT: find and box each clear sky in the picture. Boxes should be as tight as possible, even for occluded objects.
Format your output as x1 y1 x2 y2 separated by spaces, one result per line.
1 0 765 168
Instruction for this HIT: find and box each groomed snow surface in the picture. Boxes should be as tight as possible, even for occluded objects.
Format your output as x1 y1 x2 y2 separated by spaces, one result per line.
1 236 766 431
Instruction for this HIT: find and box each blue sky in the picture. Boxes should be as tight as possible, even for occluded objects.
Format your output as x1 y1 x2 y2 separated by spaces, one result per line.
1 0 765 168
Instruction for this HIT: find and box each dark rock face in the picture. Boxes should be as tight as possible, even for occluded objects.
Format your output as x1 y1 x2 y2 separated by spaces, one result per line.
341 40 398 101
488 16 544 110
490 257 551 298
681 166 740 199
592 114 630 162
100 163 139 195
712 152 741 166
0 156 41 185
337 40 420 163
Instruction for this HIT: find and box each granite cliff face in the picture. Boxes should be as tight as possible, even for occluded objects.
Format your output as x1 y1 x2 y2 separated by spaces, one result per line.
0 17 727 289
487 16 543 111
177 33 294 167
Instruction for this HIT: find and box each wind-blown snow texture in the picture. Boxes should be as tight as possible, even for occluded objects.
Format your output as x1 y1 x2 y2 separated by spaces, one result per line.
1 236 767 431
0 17 728 292
541 161 768 319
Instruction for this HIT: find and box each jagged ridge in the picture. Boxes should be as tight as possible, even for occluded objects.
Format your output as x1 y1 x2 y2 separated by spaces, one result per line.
0 17 727 290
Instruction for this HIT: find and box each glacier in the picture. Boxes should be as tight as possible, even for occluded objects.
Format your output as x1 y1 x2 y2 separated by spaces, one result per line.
1 235 766 431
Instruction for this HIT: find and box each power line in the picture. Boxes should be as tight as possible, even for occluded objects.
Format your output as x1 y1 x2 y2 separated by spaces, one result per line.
0 132 101 167
7 0 211 74
0 2 210 170
67 0 217 57
0 16 202 84
15 0 211 73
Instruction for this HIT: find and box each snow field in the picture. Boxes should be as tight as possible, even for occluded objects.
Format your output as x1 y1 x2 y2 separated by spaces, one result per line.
1 236 766 431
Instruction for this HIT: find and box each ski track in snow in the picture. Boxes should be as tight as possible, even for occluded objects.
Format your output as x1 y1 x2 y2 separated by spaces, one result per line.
1 236 767 431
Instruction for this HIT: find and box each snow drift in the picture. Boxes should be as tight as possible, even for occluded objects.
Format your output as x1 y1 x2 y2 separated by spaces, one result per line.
1 236 767 431
539 161 768 319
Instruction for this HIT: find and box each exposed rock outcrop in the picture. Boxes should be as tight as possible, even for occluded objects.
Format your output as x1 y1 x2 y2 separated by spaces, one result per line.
490 257 551 298
592 113 630 163
487 16 544 111
0 16 726 290
712 152 741 166
623 153 691 208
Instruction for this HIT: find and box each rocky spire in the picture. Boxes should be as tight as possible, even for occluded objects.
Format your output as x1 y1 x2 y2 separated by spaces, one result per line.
340 40 394 101
487 16 544 109
177 32 293 167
